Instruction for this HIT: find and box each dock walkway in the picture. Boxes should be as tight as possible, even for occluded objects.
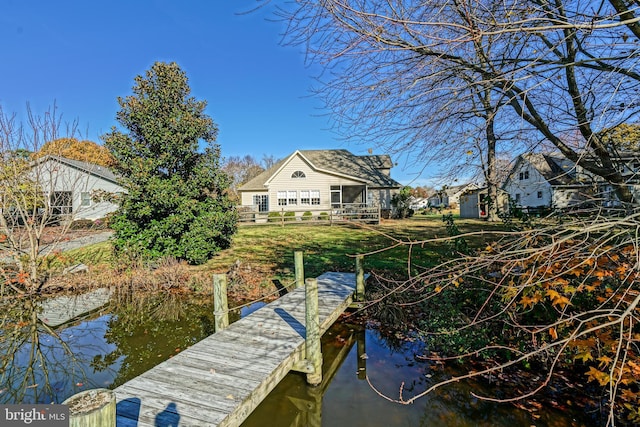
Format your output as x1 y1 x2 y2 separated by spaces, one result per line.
114 272 357 427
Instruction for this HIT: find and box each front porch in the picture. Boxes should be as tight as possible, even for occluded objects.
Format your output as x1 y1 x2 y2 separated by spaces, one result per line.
237 204 381 225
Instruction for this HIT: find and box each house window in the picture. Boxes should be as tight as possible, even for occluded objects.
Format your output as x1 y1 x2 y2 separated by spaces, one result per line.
80 192 91 207
515 193 521 203
50 191 72 215
300 190 310 205
277 191 287 206
288 190 298 205
537 191 543 199
310 190 320 205
291 171 306 179
519 170 529 180
253 195 268 212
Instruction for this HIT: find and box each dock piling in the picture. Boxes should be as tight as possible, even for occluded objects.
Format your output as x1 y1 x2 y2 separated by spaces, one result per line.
213 273 229 332
63 388 115 427
294 251 304 289
305 277 323 386
355 255 365 301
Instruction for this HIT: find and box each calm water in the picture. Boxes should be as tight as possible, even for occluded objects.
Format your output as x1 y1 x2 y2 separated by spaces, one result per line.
0 291 595 426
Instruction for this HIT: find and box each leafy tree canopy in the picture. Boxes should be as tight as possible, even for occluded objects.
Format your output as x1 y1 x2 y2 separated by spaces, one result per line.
599 123 640 151
34 138 115 167
102 62 237 264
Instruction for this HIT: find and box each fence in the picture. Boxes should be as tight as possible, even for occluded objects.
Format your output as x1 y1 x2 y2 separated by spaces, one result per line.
237 205 381 226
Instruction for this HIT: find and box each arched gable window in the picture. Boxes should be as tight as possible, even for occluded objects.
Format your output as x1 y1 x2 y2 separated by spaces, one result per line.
291 170 306 178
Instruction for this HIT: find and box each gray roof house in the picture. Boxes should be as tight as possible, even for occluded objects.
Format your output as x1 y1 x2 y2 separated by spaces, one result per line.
427 183 478 208
31 155 124 220
503 151 640 209
238 149 402 213
502 153 594 209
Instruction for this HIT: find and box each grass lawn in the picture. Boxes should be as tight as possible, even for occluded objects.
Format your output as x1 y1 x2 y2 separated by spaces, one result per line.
205 215 506 284
59 215 507 292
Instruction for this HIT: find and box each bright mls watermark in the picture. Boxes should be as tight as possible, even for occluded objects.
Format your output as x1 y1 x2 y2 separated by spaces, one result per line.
1 405 69 426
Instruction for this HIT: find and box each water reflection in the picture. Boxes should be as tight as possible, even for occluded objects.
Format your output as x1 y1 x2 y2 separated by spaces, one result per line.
242 324 591 427
0 292 592 426
0 289 230 404
0 295 116 404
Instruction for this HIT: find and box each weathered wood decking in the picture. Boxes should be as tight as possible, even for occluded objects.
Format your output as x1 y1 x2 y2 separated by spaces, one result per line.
114 272 357 427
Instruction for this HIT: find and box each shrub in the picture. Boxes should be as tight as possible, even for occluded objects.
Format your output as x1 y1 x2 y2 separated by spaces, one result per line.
302 211 313 221
319 212 329 221
283 211 296 221
391 186 414 219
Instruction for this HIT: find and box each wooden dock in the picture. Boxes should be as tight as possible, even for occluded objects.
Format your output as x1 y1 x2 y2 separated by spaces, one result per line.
114 272 357 427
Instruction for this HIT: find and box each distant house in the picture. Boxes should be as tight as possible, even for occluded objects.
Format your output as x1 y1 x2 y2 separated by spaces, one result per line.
427 183 478 208
459 187 509 219
32 155 123 220
502 153 594 210
237 149 402 214
409 197 429 210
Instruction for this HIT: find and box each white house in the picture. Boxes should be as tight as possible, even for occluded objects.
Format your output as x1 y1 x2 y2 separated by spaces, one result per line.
409 197 429 210
32 155 123 220
427 183 478 208
502 153 596 210
237 149 402 214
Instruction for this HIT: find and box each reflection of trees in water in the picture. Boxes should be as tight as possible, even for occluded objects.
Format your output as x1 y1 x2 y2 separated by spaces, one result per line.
0 290 229 404
93 289 228 388
0 296 111 404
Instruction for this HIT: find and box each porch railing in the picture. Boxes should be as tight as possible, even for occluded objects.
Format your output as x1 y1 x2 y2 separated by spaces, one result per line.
237 204 381 226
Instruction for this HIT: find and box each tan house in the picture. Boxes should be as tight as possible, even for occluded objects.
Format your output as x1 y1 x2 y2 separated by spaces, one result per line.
237 149 402 214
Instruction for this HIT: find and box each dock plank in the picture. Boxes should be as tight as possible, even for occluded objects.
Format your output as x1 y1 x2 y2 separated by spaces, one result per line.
115 272 356 427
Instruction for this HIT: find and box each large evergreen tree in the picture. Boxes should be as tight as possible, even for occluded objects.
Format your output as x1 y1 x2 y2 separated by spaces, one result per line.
103 62 237 264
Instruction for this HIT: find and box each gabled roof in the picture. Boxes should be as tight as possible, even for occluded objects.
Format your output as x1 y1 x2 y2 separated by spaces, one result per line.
33 155 120 185
239 149 402 191
444 183 477 196
428 183 477 199
507 153 578 187
359 154 394 169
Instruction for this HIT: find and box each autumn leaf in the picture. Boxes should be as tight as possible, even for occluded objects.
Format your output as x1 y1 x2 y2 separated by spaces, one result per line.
586 366 610 386
549 327 558 340
597 355 613 368
569 267 584 277
627 361 640 376
520 295 537 309
546 289 560 300
575 351 594 363
552 295 571 309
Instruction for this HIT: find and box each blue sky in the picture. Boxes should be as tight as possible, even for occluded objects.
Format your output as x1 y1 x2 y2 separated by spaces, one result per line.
0 0 432 186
